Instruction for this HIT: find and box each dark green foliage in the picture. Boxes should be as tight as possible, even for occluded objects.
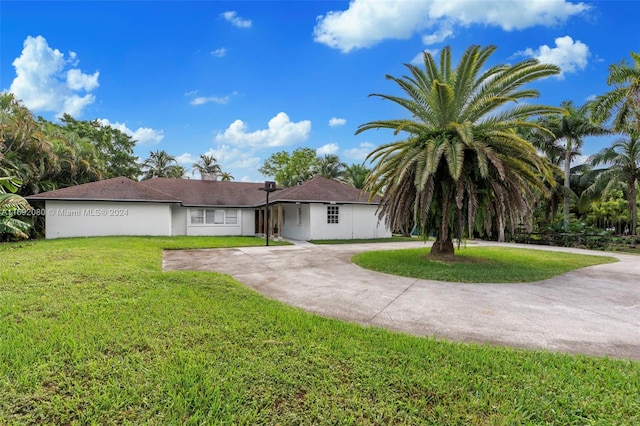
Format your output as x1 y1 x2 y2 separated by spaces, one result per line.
259 147 320 187
358 45 561 250
140 149 183 180
60 114 140 179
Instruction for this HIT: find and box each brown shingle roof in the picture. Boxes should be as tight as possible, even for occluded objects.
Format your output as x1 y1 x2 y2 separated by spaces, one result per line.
26 177 179 203
272 176 380 204
26 176 381 207
140 178 266 206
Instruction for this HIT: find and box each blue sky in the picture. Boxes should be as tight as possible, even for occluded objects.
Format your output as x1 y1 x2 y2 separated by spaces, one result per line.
1 1 638 182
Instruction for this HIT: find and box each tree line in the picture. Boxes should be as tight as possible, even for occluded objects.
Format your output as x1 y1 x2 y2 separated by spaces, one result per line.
0 93 236 239
258 147 370 189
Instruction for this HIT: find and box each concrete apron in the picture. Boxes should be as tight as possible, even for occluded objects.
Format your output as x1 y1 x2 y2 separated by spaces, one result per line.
163 241 640 360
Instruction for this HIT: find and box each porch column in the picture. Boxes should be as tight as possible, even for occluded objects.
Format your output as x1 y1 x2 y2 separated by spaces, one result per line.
258 208 264 235
277 204 283 239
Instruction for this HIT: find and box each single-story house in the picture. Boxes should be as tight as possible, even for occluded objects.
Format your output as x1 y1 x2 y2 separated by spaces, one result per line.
26 176 391 240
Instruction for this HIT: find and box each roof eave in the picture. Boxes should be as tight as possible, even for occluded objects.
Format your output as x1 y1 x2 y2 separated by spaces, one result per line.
26 197 180 203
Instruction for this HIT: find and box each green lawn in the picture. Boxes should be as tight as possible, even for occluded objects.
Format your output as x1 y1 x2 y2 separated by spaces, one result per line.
1 237 637 424
352 246 618 283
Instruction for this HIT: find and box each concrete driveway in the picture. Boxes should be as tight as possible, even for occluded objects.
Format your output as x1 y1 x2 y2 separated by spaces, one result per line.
163 241 640 360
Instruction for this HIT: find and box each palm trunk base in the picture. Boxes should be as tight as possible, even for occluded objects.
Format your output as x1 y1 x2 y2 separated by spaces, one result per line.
429 239 455 258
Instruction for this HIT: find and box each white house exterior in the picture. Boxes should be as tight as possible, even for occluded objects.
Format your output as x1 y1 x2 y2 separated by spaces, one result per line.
27 176 391 240
44 200 173 239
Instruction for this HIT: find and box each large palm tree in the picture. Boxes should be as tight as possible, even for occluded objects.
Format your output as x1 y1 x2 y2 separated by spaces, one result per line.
192 154 221 181
591 52 640 133
588 128 640 235
357 45 560 256
534 101 610 231
313 154 346 179
140 150 179 180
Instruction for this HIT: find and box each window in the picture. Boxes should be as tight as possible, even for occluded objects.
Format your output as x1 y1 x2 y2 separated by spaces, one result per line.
327 205 339 224
225 209 238 224
190 209 204 224
296 206 302 225
191 208 239 225
206 209 224 224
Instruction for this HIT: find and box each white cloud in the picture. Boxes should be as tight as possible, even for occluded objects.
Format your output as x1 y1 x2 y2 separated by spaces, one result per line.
421 24 453 45
317 143 339 155
96 118 164 145
428 0 589 30
520 36 589 78
206 145 261 169
176 152 198 165
221 11 252 28
191 96 230 105
314 0 589 52
178 145 261 180
211 48 227 58
9 35 100 117
314 1 429 52
130 127 165 145
66 68 99 91
571 154 589 167
328 117 346 127
215 112 311 147
186 90 235 106
344 142 376 161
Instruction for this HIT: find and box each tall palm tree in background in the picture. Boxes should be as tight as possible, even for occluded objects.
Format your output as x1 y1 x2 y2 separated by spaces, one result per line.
534 101 609 231
192 154 221 181
140 150 180 180
39 121 105 187
313 154 346 179
357 45 560 256
167 165 187 179
341 163 370 189
218 171 234 181
591 52 640 133
588 128 640 235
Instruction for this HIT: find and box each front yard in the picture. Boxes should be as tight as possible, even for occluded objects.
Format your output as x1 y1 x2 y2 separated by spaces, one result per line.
0 237 638 424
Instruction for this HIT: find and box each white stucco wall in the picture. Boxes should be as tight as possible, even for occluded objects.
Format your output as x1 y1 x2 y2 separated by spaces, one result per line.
352 205 390 239
281 204 310 241
241 208 256 236
171 205 187 236
304 203 390 240
45 200 173 239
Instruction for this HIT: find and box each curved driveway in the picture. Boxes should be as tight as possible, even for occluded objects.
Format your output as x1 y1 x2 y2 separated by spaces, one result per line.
163 241 640 359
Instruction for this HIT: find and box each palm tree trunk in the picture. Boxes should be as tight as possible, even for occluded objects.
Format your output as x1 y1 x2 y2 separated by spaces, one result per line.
629 178 638 236
497 213 505 242
551 196 559 225
563 139 572 232
430 190 455 258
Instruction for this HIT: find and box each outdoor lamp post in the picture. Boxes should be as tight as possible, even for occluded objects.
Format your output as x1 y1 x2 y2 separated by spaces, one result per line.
259 181 281 246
